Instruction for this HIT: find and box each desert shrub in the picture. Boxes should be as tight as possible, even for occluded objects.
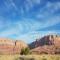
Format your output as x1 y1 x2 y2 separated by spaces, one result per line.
20 47 30 55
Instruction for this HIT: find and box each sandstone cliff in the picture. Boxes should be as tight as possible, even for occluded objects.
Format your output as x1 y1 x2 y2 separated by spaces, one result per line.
29 35 60 54
0 38 28 54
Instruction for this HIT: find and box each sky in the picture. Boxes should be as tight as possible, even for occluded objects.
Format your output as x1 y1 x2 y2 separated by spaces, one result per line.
0 0 60 43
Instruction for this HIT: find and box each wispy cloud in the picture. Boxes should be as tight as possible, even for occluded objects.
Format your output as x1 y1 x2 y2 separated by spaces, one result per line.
14 30 60 43
45 2 60 13
0 0 60 43
9 0 18 11
36 2 60 20
0 17 60 42
4 0 18 11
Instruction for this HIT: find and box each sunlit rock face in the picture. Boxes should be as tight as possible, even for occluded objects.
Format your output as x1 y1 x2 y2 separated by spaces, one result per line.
0 38 28 54
29 35 60 49
29 35 60 54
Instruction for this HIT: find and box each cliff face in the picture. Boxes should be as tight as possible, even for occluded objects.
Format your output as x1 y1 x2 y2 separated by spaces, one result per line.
0 38 28 54
29 35 60 54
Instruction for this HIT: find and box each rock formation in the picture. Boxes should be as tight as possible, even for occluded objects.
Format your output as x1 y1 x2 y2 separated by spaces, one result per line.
0 38 28 54
29 35 60 54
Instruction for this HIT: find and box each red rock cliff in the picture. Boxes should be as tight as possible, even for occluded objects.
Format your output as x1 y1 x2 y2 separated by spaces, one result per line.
0 38 28 54
29 35 60 54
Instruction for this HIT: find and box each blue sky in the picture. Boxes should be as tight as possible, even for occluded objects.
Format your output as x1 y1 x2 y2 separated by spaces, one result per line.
0 0 60 43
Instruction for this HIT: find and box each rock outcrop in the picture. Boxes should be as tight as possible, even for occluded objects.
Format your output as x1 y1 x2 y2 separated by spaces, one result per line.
0 38 28 54
29 35 60 54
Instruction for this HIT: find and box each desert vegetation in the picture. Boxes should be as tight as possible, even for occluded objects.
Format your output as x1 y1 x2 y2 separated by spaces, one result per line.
0 35 60 60
0 55 60 60
20 47 30 55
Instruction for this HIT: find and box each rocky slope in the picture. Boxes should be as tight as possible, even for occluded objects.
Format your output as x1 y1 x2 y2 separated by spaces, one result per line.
0 38 28 54
29 35 60 54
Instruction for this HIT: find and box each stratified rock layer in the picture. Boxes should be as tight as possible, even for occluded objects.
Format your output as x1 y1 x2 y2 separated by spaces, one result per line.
0 38 28 54
29 35 60 54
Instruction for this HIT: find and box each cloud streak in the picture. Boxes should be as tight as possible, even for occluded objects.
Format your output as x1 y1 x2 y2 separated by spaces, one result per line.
0 0 60 43
0 15 60 43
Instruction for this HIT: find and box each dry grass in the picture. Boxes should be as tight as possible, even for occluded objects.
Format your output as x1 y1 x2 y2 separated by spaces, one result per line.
0 55 20 60
0 55 60 60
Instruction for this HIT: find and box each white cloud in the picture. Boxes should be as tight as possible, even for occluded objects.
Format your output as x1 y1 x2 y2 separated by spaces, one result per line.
0 0 60 43
9 0 18 10
43 16 60 27
0 16 60 35
14 30 60 43
46 2 60 13
35 15 60 30
23 0 41 12
36 2 60 19
0 17 60 43
4 0 18 11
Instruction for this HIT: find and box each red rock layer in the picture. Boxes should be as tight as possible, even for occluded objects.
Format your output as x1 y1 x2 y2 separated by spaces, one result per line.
0 38 27 54
30 35 60 54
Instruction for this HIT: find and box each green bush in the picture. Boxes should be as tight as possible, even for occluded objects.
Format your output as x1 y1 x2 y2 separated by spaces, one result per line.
20 47 30 55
